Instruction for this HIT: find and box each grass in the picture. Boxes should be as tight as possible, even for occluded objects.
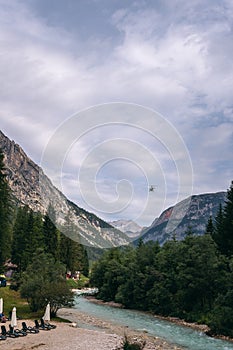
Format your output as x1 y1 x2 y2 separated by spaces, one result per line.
0 286 44 319
0 285 76 323
66 274 89 289
0 277 89 322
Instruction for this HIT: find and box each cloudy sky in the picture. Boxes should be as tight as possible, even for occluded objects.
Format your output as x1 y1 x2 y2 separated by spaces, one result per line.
0 0 232 226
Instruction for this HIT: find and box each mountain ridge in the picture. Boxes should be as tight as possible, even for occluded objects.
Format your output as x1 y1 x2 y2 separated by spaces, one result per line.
109 219 143 238
0 130 130 249
139 191 227 244
0 130 227 248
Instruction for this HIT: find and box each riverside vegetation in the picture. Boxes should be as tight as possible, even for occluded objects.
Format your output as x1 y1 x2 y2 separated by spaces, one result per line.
1 146 233 339
90 181 233 338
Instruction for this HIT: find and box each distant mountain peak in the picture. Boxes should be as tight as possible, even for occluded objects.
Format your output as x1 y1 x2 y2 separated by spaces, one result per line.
109 219 143 238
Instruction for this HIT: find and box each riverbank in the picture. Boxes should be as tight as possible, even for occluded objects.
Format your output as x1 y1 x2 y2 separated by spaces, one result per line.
0 319 123 350
57 307 185 350
85 296 210 332
85 296 233 343
0 314 184 350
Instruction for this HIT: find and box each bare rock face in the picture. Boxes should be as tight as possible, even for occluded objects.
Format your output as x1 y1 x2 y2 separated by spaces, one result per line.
0 130 130 249
139 192 227 244
0 130 45 213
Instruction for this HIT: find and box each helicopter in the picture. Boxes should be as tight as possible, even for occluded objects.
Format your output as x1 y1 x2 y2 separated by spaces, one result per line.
149 185 156 192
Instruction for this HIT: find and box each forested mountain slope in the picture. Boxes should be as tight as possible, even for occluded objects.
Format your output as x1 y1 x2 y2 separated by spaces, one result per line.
0 130 129 249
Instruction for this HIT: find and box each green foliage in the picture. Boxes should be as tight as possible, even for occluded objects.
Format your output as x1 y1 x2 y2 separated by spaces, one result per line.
20 249 74 315
60 212 89 276
0 286 32 319
122 340 145 350
116 335 146 350
10 203 89 280
211 204 224 247
90 181 233 337
66 274 89 288
43 205 60 260
211 181 233 256
90 247 124 301
0 149 13 267
205 216 214 236
11 207 44 271
75 274 90 288
208 290 233 337
222 181 233 256
60 232 89 276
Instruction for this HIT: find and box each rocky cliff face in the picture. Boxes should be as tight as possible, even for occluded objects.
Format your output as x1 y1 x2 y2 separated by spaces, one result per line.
139 192 227 244
0 130 44 212
0 130 130 249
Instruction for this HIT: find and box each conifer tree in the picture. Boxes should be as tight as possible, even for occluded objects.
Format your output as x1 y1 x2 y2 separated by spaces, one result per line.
215 203 224 236
206 216 214 236
222 181 233 256
0 149 12 269
11 206 29 271
60 212 89 275
211 182 233 256
24 209 44 263
43 204 59 260
12 206 44 272
211 204 224 250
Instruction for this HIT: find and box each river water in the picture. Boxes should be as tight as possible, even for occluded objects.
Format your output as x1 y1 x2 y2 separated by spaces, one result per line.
74 296 233 350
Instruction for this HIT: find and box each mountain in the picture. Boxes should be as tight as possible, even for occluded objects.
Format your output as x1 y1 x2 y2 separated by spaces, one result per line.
0 130 130 249
0 130 227 249
109 220 143 238
139 192 227 244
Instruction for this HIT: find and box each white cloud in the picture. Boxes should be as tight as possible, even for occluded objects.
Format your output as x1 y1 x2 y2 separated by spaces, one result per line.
0 0 232 225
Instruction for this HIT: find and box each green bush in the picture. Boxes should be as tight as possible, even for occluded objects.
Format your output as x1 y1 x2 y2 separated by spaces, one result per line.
116 335 146 350
208 291 233 337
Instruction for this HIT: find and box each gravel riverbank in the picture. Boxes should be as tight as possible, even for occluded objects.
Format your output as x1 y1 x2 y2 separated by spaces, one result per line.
0 313 184 350
57 307 185 350
0 319 123 350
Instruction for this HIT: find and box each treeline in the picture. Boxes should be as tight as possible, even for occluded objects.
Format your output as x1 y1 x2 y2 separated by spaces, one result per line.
0 149 89 314
0 149 89 276
90 181 233 337
11 205 89 276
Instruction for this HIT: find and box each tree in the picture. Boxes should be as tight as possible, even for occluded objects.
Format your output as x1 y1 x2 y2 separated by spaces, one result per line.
24 209 44 262
11 207 44 272
222 181 233 256
208 257 233 339
0 149 12 269
209 293 233 337
205 216 214 236
129 241 160 310
211 182 233 256
43 205 59 260
90 247 124 301
60 213 89 275
148 239 181 316
174 234 223 318
211 204 224 249
20 249 74 315
11 206 29 271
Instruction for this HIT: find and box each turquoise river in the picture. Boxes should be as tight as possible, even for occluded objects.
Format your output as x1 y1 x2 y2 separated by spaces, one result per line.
74 296 233 350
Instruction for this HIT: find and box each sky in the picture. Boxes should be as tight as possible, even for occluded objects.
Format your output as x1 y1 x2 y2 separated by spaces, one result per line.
0 0 232 227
